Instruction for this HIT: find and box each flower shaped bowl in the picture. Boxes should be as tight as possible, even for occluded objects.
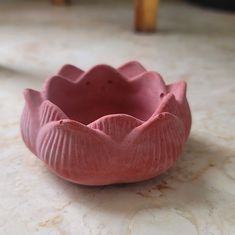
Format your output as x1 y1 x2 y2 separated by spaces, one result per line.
21 61 191 185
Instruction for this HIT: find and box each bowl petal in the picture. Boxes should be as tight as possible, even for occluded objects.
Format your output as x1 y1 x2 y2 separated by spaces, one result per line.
88 114 143 142
36 119 122 185
167 80 191 139
21 104 37 154
117 61 147 79
123 112 185 182
151 93 181 120
57 64 84 81
21 89 43 154
39 100 68 127
23 88 42 108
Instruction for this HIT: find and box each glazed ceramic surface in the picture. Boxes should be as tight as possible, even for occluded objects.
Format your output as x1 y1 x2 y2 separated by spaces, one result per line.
21 61 191 185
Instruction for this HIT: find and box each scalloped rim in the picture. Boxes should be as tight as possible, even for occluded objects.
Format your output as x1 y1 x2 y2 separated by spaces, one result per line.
23 61 187 120
22 61 191 141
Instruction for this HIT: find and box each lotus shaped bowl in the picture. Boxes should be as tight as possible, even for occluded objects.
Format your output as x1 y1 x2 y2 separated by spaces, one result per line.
21 61 191 185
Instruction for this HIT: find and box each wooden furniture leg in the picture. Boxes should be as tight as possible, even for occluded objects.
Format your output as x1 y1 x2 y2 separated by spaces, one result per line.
51 0 70 6
135 0 159 32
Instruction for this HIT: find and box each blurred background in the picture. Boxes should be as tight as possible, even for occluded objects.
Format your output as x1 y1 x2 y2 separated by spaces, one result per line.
0 0 234 78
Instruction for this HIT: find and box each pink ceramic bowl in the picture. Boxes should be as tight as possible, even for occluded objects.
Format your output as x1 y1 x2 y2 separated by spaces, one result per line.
21 61 191 185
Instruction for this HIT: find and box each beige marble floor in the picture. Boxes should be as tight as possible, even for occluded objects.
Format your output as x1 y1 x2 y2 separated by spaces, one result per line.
0 0 235 234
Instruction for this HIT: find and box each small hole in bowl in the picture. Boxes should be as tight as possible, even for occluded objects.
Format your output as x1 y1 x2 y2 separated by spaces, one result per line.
160 93 164 98
59 120 63 125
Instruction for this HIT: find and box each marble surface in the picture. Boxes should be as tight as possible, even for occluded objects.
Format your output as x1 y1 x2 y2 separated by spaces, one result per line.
0 0 235 234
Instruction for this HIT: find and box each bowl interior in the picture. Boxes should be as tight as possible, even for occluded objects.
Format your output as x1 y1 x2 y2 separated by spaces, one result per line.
47 74 165 124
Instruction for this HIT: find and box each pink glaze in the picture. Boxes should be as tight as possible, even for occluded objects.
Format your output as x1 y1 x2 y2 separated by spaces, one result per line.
20 61 191 185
